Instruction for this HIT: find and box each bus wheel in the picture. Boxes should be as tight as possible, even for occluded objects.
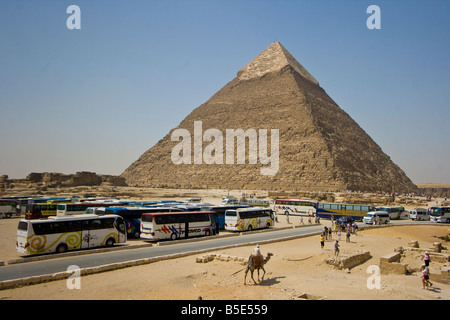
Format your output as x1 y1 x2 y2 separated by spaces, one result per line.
171 233 178 241
266 222 271 228
134 231 140 239
56 244 68 254
248 225 253 231
205 229 211 237
105 238 115 247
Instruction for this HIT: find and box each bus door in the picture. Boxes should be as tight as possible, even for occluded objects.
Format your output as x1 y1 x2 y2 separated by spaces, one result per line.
81 219 104 248
184 222 189 238
115 217 127 242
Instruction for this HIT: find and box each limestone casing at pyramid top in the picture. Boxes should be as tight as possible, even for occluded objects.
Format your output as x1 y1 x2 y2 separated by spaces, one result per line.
237 42 319 85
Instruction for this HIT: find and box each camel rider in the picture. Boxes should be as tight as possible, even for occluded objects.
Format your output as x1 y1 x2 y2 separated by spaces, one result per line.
253 244 263 266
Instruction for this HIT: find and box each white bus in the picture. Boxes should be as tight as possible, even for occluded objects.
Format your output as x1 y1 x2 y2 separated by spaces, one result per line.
224 207 275 232
376 206 405 220
57 202 124 216
273 199 318 216
429 206 450 223
140 211 213 241
16 214 127 255
0 199 21 219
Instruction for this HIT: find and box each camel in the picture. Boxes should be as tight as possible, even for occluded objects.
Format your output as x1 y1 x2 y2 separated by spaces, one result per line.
244 252 273 285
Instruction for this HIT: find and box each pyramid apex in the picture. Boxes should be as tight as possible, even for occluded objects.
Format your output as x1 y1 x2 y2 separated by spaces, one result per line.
237 42 319 85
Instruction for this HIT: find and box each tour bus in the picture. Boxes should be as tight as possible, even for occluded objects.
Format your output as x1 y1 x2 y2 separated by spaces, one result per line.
201 205 250 231
273 199 319 217
56 202 125 216
243 198 270 207
316 202 376 221
376 206 405 220
16 214 127 255
0 199 21 219
102 206 184 238
429 206 450 223
25 203 59 220
224 207 275 232
140 211 213 241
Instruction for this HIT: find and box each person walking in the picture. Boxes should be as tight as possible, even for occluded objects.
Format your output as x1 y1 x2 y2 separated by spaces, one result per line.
423 252 431 267
346 229 351 243
320 234 325 249
421 265 433 289
334 240 340 258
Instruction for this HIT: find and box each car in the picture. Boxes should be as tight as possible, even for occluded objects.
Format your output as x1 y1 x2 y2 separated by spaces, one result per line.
336 217 355 230
363 211 390 224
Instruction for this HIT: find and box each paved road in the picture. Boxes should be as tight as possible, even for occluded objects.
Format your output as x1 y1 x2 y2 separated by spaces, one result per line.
0 224 325 282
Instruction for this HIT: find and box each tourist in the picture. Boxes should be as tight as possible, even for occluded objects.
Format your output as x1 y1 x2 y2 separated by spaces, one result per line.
334 240 340 258
299 216 304 225
337 230 341 240
421 265 433 289
423 252 431 267
353 222 358 236
346 229 351 242
320 234 325 249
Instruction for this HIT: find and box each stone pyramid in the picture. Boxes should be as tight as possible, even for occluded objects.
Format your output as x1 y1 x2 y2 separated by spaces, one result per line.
122 42 417 192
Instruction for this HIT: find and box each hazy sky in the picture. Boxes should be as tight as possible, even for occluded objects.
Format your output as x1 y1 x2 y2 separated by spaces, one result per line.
1 0 449 184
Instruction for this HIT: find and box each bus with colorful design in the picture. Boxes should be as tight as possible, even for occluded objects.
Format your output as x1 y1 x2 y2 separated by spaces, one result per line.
140 211 213 241
316 202 376 221
103 206 184 238
224 207 275 232
25 203 59 220
273 199 318 216
16 214 127 255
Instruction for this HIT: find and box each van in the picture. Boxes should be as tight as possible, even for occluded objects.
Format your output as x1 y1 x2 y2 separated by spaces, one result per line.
409 208 429 221
363 211 390 225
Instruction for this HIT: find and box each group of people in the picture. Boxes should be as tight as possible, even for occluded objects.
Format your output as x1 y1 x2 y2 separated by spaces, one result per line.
320 220 358 256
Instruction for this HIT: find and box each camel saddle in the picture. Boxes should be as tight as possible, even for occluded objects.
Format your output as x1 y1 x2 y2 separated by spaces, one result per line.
252 254 264 268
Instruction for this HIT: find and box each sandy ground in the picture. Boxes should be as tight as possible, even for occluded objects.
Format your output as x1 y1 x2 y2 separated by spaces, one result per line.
0 188 449 300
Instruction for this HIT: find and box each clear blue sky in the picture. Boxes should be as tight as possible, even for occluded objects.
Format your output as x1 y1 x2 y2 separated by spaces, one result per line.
1 0 449 184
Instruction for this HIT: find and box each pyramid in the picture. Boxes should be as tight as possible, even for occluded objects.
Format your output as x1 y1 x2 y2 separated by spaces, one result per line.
122 42 417 192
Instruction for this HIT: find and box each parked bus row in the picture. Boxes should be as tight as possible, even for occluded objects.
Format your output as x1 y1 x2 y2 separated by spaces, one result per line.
272 199 409 221
16 206 275 255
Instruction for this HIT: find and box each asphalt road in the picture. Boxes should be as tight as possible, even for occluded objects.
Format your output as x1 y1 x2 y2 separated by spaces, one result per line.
0 224 325 282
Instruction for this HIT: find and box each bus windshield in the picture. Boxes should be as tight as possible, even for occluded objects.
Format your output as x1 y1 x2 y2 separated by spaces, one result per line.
430 207 450 216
